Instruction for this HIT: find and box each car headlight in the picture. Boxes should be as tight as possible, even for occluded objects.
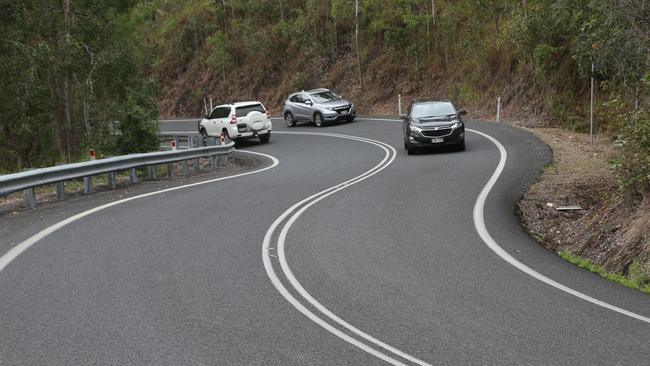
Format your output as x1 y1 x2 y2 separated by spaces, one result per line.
451 120 463 129
409 125 422 135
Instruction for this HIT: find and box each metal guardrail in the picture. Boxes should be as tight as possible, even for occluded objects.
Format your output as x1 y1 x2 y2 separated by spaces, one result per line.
0 139 234 208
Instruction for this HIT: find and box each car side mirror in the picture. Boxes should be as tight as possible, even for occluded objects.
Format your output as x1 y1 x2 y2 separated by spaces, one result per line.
305 100 313 106
400 114 408 120
458 110 468 116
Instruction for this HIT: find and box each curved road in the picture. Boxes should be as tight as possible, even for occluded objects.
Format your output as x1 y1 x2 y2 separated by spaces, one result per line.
1 118 649 364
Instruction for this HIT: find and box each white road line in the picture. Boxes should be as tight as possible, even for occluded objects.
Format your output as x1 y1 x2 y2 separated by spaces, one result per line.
264 131 432 366
469 128 650 324
0 151 279 273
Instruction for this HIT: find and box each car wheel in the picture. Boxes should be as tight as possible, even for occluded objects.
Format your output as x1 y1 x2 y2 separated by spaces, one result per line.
457 140 466 151
200 129 208 146
259 132 270 143
407 144 416 155
284 112 296 127
314 112 323 127
222 129 233 145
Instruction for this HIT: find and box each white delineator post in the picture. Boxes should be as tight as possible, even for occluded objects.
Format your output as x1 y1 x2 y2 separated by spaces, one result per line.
496 97 501 122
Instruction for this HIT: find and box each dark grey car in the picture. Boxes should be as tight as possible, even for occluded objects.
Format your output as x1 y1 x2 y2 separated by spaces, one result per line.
402 99 467 155
283 89 356 127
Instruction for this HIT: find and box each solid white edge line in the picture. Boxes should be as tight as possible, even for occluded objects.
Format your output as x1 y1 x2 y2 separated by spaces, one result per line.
266 131 432 365
469 128 650 324
0 150 279 273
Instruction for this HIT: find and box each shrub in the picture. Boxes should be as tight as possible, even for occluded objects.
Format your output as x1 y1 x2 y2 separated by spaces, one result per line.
612 107 650 197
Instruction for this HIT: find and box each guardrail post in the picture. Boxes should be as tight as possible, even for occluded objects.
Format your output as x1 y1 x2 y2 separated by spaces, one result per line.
167 162 174 177
130 168 138 183
56 182 65 200
182 160 189 177
193 158 200 173
24 188 36 209
83 176 93 194
211 155 216 169
147 165 156 179
108 172 116 189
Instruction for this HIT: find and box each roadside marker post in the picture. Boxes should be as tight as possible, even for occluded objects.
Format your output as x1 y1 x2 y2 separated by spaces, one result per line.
171 139 177 151
89 149 96 160
496 97 501 122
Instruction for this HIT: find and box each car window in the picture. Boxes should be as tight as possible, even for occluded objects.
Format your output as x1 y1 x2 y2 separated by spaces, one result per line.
209 107 229 119
410 102 456 118
236 104 265 116
217 107 231 118
289 95 300 103
310 91 340 103
301 94 311 103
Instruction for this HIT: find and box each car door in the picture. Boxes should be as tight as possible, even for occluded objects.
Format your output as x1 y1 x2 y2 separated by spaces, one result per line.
215 106 232 133
294 94 312 121
206 107 221 135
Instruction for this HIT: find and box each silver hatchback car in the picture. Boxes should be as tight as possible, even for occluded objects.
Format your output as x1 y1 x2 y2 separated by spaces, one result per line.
283 88 356 127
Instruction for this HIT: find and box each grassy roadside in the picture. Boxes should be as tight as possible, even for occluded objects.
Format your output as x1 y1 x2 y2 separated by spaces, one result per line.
517 126 650 294
559 251 650 294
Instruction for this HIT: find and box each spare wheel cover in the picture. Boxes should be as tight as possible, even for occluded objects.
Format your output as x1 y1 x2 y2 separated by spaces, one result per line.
245 111 266 131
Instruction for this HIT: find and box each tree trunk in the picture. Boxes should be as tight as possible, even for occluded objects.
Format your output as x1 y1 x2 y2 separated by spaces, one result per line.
63 0 75 161
45 0 67 161
354 0 363 89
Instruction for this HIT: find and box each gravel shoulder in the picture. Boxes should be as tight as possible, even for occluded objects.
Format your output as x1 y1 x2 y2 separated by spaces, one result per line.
517 127 650 290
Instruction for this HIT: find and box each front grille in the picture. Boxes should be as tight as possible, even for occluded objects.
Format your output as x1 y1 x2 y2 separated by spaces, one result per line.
421 128 452 137
337 108 350 114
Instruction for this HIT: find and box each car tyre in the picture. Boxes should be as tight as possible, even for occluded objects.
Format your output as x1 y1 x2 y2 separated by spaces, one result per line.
407 144 416 155
284 112 296 127
314 112 324 127
259 132 270 143
457 140 466 151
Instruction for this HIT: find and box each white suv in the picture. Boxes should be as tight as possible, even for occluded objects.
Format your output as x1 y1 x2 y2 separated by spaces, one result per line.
199 101 272 144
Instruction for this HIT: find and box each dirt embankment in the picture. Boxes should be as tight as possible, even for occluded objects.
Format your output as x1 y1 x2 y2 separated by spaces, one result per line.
518 127 650 279
155 50 547 124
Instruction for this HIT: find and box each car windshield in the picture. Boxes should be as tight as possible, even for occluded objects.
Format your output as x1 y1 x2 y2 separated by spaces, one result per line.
310 91 340 103
411 102 456 119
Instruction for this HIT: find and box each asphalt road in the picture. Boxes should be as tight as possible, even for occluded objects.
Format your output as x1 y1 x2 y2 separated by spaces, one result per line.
1 118 649 365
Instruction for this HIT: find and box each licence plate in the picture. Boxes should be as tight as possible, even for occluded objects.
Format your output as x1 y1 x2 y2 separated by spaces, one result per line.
431 138 443 143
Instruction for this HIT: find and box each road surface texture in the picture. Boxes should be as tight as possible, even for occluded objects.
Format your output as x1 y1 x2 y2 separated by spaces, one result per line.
1 118 649 365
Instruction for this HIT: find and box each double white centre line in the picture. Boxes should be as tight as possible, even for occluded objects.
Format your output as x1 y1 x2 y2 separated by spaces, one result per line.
263 131 432 366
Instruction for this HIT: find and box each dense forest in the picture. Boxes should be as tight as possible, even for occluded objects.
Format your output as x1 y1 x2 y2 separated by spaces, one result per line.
1 0 648 196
